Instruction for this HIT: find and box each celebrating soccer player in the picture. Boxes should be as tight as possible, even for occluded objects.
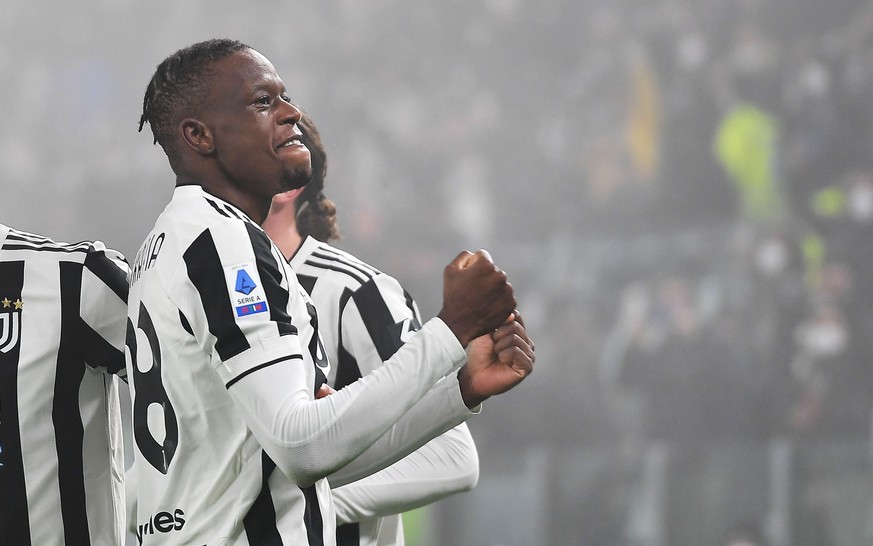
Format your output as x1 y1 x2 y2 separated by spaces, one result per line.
128 39 534 545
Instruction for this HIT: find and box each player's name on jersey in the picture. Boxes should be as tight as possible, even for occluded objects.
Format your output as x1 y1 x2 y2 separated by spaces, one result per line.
131 232 165 285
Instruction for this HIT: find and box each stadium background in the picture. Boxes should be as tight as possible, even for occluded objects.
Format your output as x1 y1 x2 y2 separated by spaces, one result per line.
4 0 873 544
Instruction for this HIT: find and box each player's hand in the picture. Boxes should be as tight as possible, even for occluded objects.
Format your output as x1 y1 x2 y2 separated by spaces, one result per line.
457 310 535 408
438 250 516 348
315 383 336 399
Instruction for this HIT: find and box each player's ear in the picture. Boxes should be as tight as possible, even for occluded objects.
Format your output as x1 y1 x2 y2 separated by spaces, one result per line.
179 118 214 156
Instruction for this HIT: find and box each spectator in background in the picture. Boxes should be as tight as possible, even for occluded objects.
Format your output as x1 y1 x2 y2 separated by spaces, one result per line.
616 274 770 545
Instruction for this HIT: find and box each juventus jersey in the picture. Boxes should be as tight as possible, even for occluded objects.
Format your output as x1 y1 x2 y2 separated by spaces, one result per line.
291 237 479 546
126 186 472 546
0 224 129 546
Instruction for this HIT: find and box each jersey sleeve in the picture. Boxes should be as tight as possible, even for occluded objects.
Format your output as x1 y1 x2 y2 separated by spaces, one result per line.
227 318 471 487
330 422 478 524
325 371 478 488
80 242 130 376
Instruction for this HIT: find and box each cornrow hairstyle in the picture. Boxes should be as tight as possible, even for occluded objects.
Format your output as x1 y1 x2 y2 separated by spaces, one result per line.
138 38 250 161
296 111 341 242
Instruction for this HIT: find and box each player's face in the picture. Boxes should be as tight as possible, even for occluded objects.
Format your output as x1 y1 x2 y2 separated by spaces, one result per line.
203 49 311 204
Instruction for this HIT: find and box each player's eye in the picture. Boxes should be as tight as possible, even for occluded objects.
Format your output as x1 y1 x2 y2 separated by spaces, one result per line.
255 96 270 106
280 93 292 104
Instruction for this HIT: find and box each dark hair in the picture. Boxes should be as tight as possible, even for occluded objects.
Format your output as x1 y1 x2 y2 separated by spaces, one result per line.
295 111 341 242
138 39 250 162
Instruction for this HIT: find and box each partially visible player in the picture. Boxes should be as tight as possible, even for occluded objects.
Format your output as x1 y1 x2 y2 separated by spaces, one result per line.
0 223 129 545
264 112 501 545
129 38 534 545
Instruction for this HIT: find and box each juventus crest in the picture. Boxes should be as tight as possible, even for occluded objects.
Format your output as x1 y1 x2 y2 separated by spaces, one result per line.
0 296 22 354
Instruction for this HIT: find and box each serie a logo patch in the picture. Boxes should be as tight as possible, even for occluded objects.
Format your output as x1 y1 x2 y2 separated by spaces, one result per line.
0 296 22 354
224 263 269 318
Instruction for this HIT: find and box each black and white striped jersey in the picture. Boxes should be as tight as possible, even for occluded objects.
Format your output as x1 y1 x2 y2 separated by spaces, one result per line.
126 186 472 546
291 237 479 546
0 223 129 546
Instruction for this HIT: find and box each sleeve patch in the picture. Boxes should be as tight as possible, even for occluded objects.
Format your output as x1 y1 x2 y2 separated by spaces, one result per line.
225 263 269 318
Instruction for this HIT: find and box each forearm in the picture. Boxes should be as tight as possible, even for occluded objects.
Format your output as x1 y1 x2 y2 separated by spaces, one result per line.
228 318 466 486
331 423 478 524
327 374 478 488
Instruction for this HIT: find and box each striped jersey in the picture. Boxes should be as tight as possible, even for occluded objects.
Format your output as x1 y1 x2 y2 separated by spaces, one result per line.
0 223 129 546
291 237 479 546
126 186 472 546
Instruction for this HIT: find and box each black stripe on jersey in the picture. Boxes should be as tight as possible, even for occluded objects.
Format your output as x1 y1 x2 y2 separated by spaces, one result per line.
305 252 377 286
336 522 360 546
183 229 250 362
222 205 246 221
55 261 91 545
243 452 283 546
245 223 295 337
80 321 126 374
402 289 419 320
352 280 407 362
297 274 317 297
4 229 49 244
203 198 231 218
4 231 92 253
0 260 31 545
179 310 194 336
333 289 362 391
2 242 93 254
301 484 325 546
84 247 128 303
314 246 379 277
225 354 302 389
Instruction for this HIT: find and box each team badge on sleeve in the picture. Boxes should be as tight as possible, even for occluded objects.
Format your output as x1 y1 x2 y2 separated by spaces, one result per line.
0 296 22 354
224 263 269 318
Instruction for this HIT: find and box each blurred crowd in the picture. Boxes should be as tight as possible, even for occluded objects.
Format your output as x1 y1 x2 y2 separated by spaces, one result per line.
510 0 873 544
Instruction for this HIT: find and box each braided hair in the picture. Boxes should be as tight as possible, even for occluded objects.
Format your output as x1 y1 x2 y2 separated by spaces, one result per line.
138 39 250 163
296 112 341 242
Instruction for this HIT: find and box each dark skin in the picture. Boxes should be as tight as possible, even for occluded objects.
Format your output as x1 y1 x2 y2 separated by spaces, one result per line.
175 49 310 224
169 48 533 407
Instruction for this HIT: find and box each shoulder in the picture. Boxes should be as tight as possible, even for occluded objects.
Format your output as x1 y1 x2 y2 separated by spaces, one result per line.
4 226 91 253
292 238 386 291
2 226 116 263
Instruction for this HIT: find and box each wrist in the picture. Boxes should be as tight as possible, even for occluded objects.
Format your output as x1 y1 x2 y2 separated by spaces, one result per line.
438 312 472 348
457 366 486 408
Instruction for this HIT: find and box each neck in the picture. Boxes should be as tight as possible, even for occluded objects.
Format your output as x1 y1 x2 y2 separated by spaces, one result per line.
261 200 303 260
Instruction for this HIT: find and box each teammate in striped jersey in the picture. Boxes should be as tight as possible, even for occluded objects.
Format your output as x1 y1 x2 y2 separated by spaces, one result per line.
0 224 129 545
130 39 534 546
263 112 484 546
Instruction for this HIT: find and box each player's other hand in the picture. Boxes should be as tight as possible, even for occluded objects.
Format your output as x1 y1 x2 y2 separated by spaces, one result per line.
458 310 535 408
315 384 336 399
438 249 516 348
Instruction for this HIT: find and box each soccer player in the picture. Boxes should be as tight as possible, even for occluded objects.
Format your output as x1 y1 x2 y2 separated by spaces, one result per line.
0 223 129 545
129 38 534 545
262 111 487 546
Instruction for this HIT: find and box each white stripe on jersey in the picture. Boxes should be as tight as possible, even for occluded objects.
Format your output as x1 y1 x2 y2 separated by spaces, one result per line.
0 223 129 546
